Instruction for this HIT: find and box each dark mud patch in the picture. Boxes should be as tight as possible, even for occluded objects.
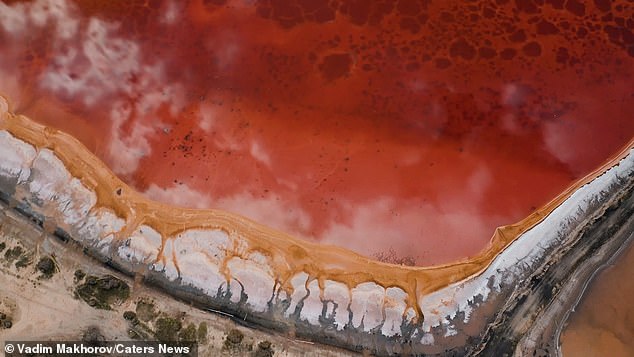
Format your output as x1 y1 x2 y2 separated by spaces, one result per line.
123 310 137 321
36 256 57 278
1 243 34 270
75 275 130 310
225 328 244 347
74 269 85 282
223 328 254 353
154 316 182 342
136 299 157 322
0 311 12 329
3 245 23 263
197 322 208 343
82 326 106 342
124 312 153 340
14 253 32 269
179 323 197 342
254 340 274 357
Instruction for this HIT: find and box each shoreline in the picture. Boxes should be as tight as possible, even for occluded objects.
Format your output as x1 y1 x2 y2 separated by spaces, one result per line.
1 96 633 354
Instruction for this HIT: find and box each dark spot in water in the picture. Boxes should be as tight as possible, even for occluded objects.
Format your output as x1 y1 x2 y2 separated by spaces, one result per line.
449 38 477 60
604 25 622 41
435 57 452 69
546 0 565 9
515 0 540 14
500 48 517 60
537 20 559 35
400 17 421 34
577 26 589 38
479 47 497 59
319 53 352 81
406 62 420 71
510 29 527 43
556 47 570 64
565 0 586 16
397 0 423 14
593 0 612 12
523 41 542 57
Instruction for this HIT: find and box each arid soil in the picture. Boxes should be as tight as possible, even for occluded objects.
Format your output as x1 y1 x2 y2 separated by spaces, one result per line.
0 203 356 357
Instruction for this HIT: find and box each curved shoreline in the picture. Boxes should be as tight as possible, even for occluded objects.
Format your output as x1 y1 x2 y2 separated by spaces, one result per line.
1 95 633 354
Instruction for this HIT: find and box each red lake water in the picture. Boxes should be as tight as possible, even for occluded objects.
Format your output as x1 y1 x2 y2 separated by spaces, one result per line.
0 0 633 265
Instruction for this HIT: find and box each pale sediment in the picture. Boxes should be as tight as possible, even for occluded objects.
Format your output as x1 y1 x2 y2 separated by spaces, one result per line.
0 96 633 355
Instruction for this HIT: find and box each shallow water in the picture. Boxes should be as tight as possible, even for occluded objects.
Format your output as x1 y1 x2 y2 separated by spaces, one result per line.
560 237 634 357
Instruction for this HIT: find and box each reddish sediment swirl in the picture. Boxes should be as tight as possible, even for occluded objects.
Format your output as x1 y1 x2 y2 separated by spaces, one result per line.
1 96 633 331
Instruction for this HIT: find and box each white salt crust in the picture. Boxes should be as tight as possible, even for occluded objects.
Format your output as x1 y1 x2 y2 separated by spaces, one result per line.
0 130 36 183
286 272 309 317
117 225 162 264
350 282 386 331
227 257 276 313
27 149 71 203
299 279 323 325
323 279 351 330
